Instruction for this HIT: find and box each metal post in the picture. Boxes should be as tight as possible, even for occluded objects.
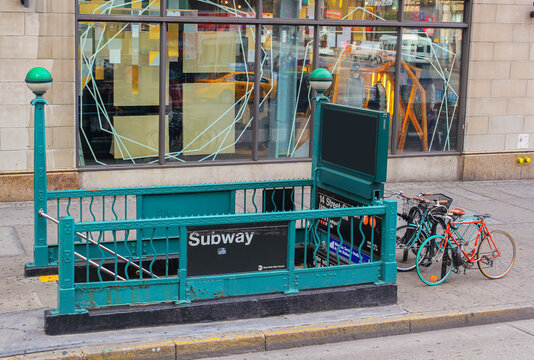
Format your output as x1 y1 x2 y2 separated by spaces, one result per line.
32 95 49 267
310 94 328 209
284 220 298 294
378 200 397 284
177 226 191 304
57 217 76 314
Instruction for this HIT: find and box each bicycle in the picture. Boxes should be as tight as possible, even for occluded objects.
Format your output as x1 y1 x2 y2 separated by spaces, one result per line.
388 192 451 271
415 208 516 286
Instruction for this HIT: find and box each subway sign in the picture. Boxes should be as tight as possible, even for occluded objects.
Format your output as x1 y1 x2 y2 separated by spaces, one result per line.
187 222 288 276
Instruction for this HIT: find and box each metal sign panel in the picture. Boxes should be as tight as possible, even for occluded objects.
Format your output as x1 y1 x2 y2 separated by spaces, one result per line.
316 188 382 261
187 222 288 276
319 101 389 184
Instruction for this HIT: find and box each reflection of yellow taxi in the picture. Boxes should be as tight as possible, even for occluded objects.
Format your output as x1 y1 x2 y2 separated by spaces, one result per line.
196 72 276 103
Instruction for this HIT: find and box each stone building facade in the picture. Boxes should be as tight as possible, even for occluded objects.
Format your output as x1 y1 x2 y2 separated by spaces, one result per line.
0 0 532 201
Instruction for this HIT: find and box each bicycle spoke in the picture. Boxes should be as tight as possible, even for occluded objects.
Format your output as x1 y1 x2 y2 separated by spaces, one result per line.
477 230 516 279
416 235 453 286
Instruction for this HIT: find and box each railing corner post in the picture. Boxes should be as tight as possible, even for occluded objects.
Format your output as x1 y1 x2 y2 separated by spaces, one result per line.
380 199 397 284
58 216 77 314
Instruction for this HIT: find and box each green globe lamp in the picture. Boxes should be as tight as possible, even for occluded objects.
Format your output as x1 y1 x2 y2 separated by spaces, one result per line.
309 68 332 100
25 67 53 269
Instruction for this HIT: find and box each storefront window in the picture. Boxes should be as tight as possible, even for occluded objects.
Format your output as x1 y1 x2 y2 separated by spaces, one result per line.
167 0 256 17
322 0 398 21
404 0 464 22
259 26 313 158
166 24 255 162
76 1 467 167
263 0 315 19
397 28 462 153
78 22 161 166
319 26 397 117
78 0 160 15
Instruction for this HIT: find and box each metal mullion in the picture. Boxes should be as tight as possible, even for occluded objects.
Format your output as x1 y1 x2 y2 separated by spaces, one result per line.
315 0 321 20
457 0 473 154
253 23 261 161
160 0 166 16
158 16 167 164
398 0 403 22
391 27 403 155
257 0 262 19
75 2 81 168
310 24 320 158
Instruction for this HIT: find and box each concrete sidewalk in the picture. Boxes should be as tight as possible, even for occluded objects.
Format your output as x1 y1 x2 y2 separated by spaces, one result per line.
1 180 534 359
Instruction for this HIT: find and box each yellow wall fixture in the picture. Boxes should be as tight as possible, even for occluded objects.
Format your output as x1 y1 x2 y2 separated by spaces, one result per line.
516 155 531 165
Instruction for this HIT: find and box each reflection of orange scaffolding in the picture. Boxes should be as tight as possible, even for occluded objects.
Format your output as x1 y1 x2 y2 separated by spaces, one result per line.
296 49 429 152
328 53 428 152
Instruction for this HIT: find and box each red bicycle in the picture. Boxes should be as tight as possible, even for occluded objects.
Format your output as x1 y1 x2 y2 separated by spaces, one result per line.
415 208 516 286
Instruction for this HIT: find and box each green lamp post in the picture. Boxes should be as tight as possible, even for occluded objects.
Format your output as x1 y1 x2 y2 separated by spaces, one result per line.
26 67 53 268
309 68 332 200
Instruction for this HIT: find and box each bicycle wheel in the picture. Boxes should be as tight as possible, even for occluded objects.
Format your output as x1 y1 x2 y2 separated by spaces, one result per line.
416 235 454 286
477 230 516 279
396 225 427 272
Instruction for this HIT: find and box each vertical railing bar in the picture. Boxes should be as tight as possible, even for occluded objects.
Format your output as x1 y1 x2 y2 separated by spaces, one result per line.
125 195 128 220
358 218 365 263
370 216 375 262
243 189 247 213
79 197 83 222
165 227 169 278
301 186 304 211
138 228 143 281
124 229 131 281
349 217 354 265
96 231 104 282
112 196 118 220
86 231 90 282
326 217 330 267
149 227 157 278
252 188 258 213
102 197 105 242
303 219 309 269
66 198 71 217
113 230 118 281
335 218 342 266
271 188 276 212
89 197 95 221
282 187 286 211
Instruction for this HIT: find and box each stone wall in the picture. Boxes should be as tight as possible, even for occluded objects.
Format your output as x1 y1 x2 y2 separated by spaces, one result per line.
463 0 534 179
0 0 76 173
0 0 77 200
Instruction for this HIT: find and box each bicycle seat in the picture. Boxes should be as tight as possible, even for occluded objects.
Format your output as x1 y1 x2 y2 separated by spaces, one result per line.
450 208 465 216
472 214 491 219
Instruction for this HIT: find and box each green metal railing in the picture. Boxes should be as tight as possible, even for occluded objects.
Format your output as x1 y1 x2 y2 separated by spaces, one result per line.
53 199 396 315
29 179 314 268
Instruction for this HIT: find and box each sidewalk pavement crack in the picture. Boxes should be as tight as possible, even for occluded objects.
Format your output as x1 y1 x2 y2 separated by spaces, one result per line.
508 323 534 337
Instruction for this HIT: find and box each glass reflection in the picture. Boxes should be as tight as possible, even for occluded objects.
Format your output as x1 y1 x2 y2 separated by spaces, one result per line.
78 0 160 15
166 24 255 162
262 0 315 19
259 26 313 158
167 0 255 17
322 0 398 21
78 22 160 166
398 28 462 153
404 0 464 22
319 27 397 116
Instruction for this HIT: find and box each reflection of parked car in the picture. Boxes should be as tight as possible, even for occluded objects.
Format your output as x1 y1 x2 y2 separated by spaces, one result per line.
196 72 276 102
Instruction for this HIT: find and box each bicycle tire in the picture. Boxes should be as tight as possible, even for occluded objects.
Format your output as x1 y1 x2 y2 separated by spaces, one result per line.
416 235 454 286
396 224 428 271
477 230 516 279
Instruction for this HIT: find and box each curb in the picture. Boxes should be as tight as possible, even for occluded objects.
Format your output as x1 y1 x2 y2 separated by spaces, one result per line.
4 304 534 360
